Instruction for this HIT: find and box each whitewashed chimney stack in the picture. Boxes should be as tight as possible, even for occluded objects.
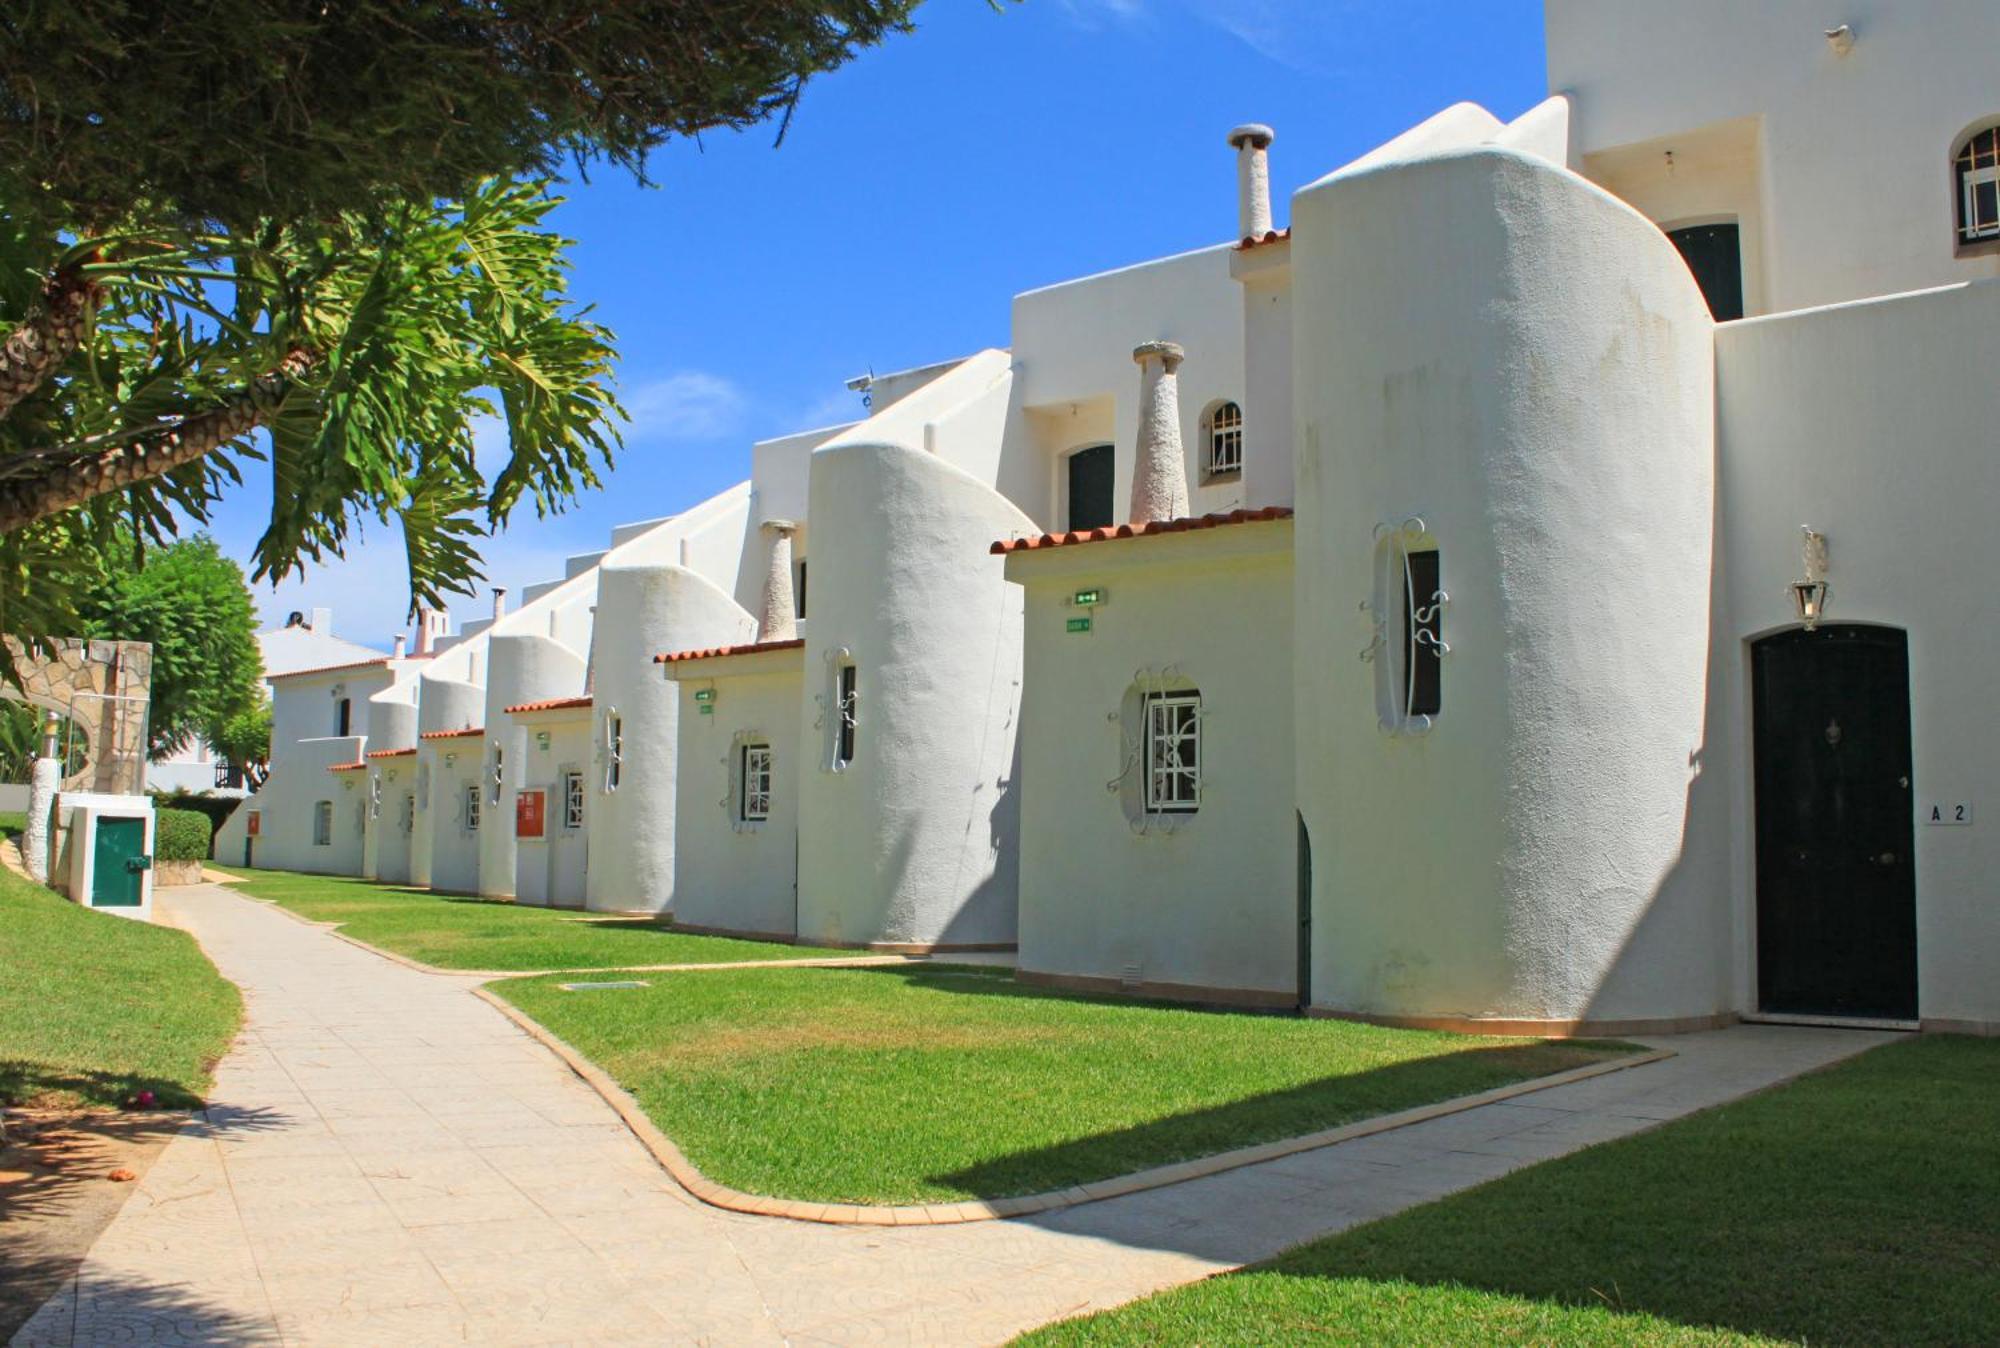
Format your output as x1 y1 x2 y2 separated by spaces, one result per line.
1130 341 1189 524
1228 123 1276 241
757 520 799 642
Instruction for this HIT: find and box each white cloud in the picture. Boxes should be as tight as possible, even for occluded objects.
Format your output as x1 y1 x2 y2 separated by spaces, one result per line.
620 370 748 443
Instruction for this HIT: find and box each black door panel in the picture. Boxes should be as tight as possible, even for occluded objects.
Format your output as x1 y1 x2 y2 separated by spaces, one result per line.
1752 625 1917 1019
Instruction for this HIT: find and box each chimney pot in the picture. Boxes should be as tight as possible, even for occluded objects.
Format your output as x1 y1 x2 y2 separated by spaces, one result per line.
393 634 407 658
1227 123 1277 241
491 588 508 621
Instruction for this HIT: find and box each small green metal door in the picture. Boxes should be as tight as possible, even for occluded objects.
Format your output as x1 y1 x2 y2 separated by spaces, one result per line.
92 817 148 908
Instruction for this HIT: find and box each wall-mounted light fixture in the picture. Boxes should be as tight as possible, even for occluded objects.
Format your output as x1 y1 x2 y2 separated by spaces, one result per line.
1790 526 1830 630
1824 24 1855 57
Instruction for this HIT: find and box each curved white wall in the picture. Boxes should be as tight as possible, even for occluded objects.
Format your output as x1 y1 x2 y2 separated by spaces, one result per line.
796 440 1033 949
583 563 756 912
477 633 587 897
1292 145 1727 1030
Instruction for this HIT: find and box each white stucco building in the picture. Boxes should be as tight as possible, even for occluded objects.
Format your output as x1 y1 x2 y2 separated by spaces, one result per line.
240 1 2000 1034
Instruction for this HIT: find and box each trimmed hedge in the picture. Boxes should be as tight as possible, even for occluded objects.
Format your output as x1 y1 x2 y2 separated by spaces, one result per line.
155 808 213 863
147 791 243 852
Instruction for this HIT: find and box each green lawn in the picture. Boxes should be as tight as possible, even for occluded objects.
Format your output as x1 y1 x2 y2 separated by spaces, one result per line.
220 867 830 971
1018 1035 2000 1348
0 862 242 1109
498 963 1631 1205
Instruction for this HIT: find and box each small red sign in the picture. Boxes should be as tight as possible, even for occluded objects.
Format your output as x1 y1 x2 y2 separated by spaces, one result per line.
515 789 546 839
245 811 261 837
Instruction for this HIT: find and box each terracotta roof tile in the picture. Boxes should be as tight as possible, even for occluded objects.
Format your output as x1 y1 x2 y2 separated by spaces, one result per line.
991 506 1293 556
655 638 806 665
1237 227 1291 250
418 726 485 740
504 695 594 715
328 761 368 773
365 747 417 759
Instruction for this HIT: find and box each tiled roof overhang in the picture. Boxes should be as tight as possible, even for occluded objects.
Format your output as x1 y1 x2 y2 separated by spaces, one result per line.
655 638 806 665
991 507 1293 556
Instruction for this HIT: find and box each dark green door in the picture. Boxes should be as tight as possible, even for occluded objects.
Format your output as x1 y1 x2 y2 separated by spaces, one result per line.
1296 813 1313 1012
92 816 149 908
1066 444 1114 531
1752 625 1917 1020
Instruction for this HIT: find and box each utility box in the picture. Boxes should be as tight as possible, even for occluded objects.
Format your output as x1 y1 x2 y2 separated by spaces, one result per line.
59 793 157 921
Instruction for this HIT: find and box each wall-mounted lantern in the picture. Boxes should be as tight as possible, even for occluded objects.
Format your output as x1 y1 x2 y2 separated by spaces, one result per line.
1790 526 1830 630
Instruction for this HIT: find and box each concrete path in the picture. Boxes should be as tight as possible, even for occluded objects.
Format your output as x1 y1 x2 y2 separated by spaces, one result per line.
12 883 1898 1347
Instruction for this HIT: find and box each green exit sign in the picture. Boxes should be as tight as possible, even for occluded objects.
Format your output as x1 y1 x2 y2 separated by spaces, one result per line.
693 688 714 703
1072 588 1103 607
698 703 714 715
1066 616 1093 634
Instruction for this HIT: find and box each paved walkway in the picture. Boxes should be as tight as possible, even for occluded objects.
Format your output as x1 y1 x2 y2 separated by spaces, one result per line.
13 883 1898 1347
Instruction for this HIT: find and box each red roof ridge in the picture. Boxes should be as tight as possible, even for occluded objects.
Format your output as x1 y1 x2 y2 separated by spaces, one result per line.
655 638 806 665
365 747 417 759
991 506 1294 555
328 761 367 773
418 726 485 740
504 694 594 715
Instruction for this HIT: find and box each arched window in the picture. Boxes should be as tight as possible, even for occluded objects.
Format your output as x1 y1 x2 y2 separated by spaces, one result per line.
1955 125 2000 246
1201 401 1243 481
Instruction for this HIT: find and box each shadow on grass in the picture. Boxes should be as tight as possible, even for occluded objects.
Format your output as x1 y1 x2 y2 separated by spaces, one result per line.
1052 1037 1996 1348
0 1061 210 1113
932 1042 1604 1203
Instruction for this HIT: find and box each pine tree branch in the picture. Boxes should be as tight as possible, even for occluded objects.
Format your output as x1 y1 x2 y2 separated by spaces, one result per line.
0 349 314 534
0 265 101 422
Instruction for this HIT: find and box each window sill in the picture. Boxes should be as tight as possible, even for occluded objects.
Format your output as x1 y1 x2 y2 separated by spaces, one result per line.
1954 235 2000 260
1200 469 1243 487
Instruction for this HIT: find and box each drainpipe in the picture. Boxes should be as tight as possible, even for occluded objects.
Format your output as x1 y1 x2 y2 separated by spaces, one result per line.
757 520 799 643
1130 341 1189 524
1228 123 1277 241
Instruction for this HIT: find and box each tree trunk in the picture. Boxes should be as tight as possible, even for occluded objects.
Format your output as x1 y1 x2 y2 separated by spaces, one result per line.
0 349 313 534
0 267 101 422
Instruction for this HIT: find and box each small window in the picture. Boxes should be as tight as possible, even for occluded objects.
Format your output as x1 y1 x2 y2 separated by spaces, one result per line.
312 800 334 846
400 794 415 834
1202 401 1244 480
563 770 585 830
741 744 773 821
836 664 858 767
334 698 351 737
368 773 383 819
1402 549 1444 719
490 747 504 805
1144 691 1201 814
465 784 481 833
1956 126 2000 246
796 560 808 620
603 713 623 792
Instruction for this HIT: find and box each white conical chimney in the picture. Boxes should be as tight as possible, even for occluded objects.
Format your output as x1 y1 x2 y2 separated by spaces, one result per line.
1228 123 1277 241
757 520 799 642
1130 341 1189 524
392 634 407 658
491 587 508 621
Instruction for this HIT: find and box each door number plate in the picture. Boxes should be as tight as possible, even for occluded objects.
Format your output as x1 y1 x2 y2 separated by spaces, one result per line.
1925 802 1973 826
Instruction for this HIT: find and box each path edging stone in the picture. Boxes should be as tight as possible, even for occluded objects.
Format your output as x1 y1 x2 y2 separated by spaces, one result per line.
470 983 1676 1227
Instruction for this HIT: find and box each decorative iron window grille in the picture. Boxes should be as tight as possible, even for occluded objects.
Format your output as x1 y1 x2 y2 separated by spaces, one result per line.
563 771 585 830
1144 691 1202 813
465 783 481 833
603 712 623 792
741 744 773 821
1205 401 1244 478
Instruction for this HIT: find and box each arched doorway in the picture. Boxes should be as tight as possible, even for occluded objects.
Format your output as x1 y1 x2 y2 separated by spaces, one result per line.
1751 624 1917 1020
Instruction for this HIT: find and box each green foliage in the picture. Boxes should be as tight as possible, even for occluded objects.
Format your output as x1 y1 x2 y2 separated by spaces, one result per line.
500 965 1627 1205
1018 1036 2000 1348
0 861 242 1108
149 791 242 847
0 179 625 654
0 701 86 780
75 536 261 759
208 702 271 779
0 1 920 233
153 807 213 862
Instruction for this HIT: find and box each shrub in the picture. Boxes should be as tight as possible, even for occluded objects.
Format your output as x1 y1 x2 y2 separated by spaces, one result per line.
155 808 213 863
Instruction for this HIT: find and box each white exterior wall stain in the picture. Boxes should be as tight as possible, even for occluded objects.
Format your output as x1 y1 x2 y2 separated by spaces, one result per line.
796 441 1033 949
584 563 758 914
1011 524 1296 999
1292 145 1728 1026
669 658 804 938
1714 278 2000 1028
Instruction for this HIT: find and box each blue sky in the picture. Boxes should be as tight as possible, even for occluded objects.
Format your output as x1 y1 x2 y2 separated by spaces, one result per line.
214 0 1547 650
